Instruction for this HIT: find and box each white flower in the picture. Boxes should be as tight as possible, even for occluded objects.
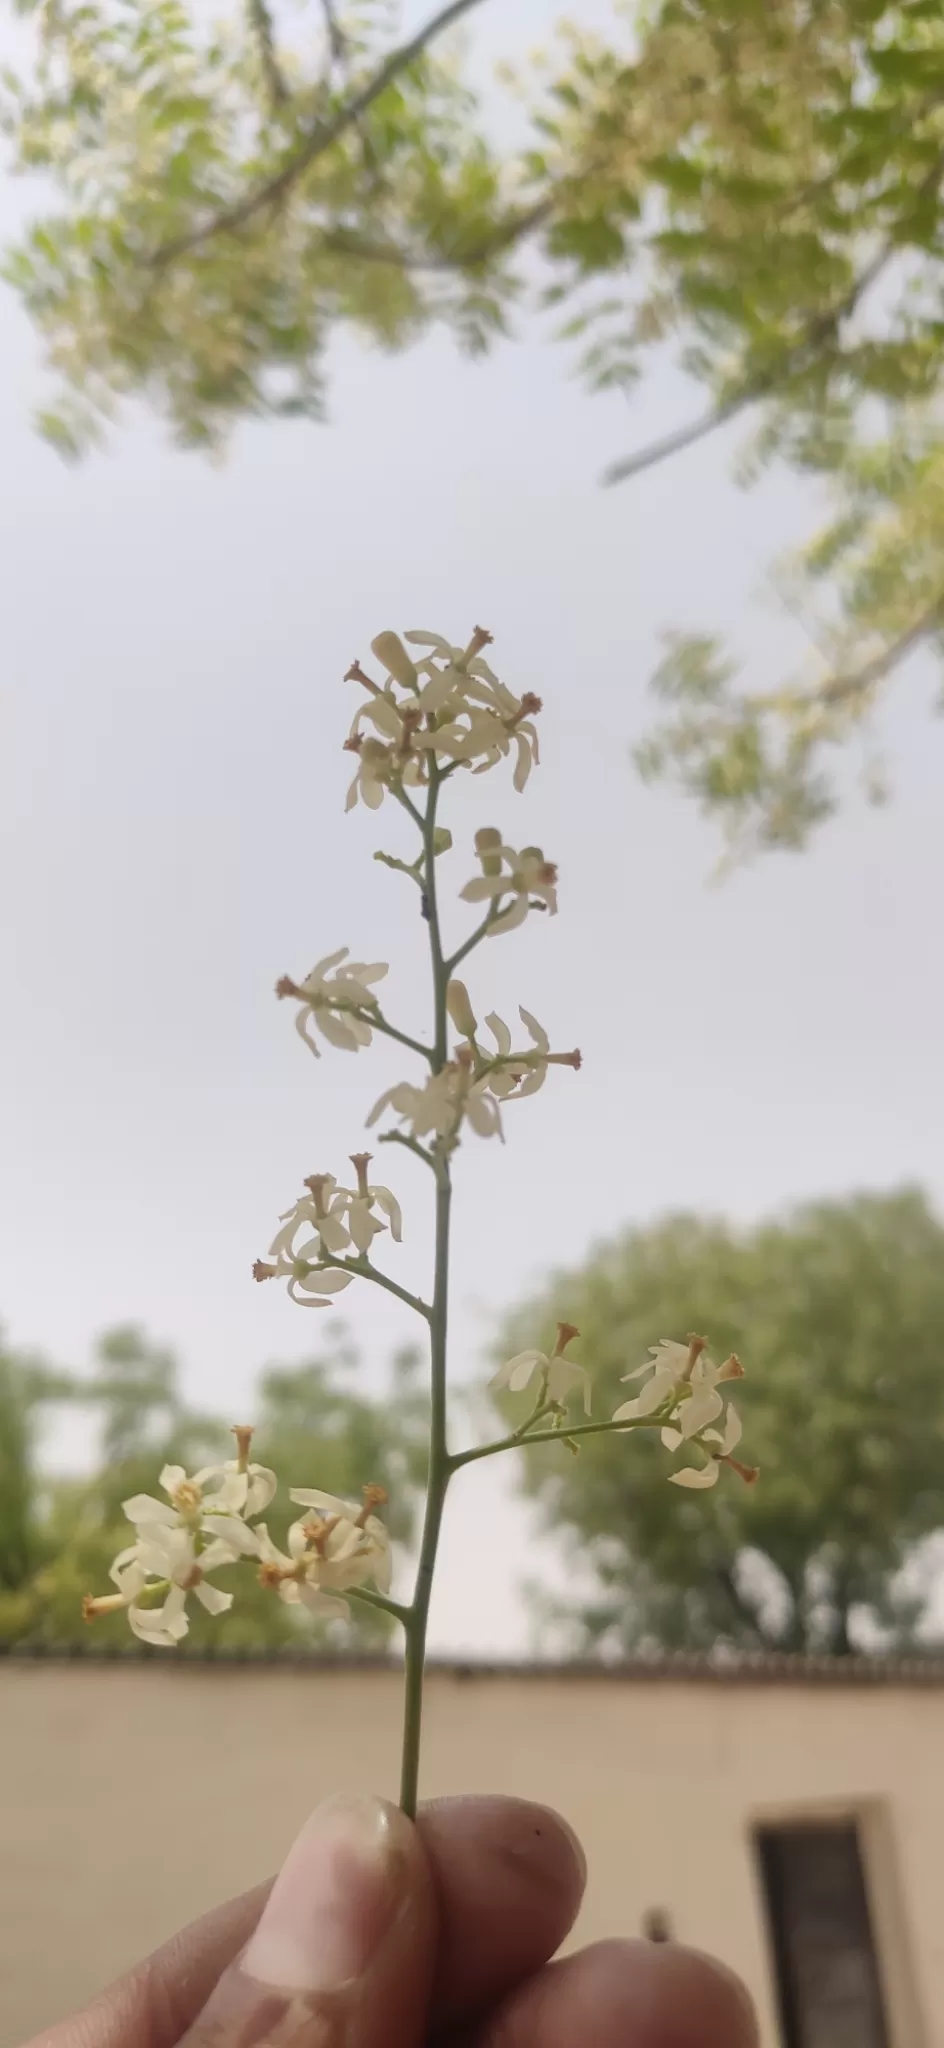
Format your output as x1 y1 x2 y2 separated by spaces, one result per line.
461 843 558 937
107 1528 239 1646
611 1336 756 1489
257 1485 392 1618
289 1486 392 1594
367 1060 502 1142
268 1174 353 1264
666 1405 756 1489
612 1336 737 1429
344 733 398 812
285 1265 354 1309
347 1153 403 1252
491 1321 590 1414
275 948 388 1057
122 1462 262 1555
482 1009 581 1100
255 1523 352 1620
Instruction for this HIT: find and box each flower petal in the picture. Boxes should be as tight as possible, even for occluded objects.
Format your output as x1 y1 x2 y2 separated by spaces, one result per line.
668 1463 720 1489
519 1007 549 1052
122 1494 179 1528
195 1581 235 1617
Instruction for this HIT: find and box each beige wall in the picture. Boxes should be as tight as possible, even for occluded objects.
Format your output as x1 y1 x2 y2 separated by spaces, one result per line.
1 1662 941 2047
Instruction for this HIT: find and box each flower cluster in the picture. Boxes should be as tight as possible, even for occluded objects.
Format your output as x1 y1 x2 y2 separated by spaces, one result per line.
344 629 541 811
257 1485 391 1622
252 1156 402 1305
491 1330 757 1490
82 619 757 1695
82 1427 393 1645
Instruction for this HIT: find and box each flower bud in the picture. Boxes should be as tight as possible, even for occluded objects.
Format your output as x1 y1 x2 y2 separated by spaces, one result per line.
446 979 477 1039
474 826 503 877
371 632 418 689
432 827 453 856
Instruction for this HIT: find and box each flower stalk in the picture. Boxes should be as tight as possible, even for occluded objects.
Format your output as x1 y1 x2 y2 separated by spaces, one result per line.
80 622 756 1817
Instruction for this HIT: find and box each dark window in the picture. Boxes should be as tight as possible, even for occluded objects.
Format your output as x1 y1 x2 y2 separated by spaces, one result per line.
754 1822 890 2048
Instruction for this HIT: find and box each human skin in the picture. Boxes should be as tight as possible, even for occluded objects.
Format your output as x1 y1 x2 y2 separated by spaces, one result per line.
27 1795 758 2048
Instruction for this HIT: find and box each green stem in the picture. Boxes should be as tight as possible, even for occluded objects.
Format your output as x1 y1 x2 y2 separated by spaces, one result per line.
305 1258 431 1321
399 765 453 1817
449 1413 664 1471
377 1130 436 1171
445 899 504 976
370 1010 435 1065
345 1585 412 1627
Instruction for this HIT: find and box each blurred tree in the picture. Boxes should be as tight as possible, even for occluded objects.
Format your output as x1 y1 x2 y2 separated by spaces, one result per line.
2 1321 428 1651
5 1 944 854
0 1333 77 1629
495 1189 944 1656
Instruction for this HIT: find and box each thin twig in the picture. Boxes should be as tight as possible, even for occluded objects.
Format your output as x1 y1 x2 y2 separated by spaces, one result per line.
445 900 502 975
313 1256 432 1320
370 1009 435 1064
449 1412 665 1470
151 0 488 266
247 0 290 108
377 1130 437 1171
346 1584 412 1627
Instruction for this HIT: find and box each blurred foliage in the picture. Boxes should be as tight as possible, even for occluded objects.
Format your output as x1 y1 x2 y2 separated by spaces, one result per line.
5 1 944 853
0 1320 427 1651
495 1189 944 1656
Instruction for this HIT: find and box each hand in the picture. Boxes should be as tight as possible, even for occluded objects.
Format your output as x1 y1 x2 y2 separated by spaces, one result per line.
28 1794 757 2046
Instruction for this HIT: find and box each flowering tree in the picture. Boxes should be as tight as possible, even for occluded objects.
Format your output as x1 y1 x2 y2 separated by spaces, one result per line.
498 1192 944 1657
6 2 944 856
81 624 756 1813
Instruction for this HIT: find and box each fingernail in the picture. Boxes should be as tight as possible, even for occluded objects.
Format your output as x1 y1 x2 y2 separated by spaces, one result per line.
242 1795 398 1992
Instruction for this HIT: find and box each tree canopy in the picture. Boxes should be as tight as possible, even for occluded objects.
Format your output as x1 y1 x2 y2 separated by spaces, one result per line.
495 1188 944 1656
0 1320 427 1649
5 0 944 854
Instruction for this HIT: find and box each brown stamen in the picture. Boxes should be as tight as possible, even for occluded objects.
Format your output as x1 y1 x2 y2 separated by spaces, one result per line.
718 1354 745 1382
231 1424 254 1472
344 659 381 695
548 1049 582 1070
253 1260 277 1283
722 1456 760 1486
397 706 422 757
83 1592 126 1623
275 975 304 1001
303 1173 332 1219
350 1153 372 1197
301 1513 342 1554
553 1322 580 1357
356 1484 388 1527
343 734 364 755
681 1335 707 1382
508 692 542 729
466 625 494 659
259 1560 303 1590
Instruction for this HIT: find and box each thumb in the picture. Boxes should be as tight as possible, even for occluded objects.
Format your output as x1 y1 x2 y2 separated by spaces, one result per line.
178 1795 435 2048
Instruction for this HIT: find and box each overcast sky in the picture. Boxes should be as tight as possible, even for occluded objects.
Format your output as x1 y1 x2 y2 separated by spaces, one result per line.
2 0 941 1653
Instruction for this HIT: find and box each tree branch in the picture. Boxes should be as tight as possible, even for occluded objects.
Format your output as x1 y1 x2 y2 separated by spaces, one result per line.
151 0 489 267
604 148 944 490
820 594 944 707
